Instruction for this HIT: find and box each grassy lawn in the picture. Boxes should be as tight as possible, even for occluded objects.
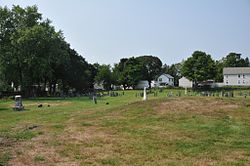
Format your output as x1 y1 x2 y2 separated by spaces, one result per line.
0 90 250 165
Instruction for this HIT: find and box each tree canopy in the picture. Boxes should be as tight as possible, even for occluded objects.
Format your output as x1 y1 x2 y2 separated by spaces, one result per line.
136 55 162 88
0 5 94 96
181 51 216 86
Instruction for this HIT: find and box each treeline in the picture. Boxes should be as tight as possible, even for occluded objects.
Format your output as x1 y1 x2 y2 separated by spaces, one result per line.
94 56 162 90
95 51 249 89
0 6 249 96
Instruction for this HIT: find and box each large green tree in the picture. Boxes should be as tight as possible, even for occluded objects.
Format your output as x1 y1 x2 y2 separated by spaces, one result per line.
112 58 129 88
181 51 216 86
94 64 113 90
0 5 94 96
0 5 43 91
222 53 249 67
136 55 162 88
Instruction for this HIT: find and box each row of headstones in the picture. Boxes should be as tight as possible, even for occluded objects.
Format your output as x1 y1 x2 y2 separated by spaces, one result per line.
89 91 126 104
109 91 125 97
135 90 250 98
238 92 250 97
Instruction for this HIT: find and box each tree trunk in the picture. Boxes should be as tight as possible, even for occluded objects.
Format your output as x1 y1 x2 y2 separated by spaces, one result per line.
148 80 151 89
43 78 47 92
49 82 52 96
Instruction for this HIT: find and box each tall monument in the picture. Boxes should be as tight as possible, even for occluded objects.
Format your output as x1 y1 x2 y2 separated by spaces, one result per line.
143 87 147 101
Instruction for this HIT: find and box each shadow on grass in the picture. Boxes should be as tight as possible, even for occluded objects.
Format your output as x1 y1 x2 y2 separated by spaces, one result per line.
27 97 65 101
0 108 9 112
26 96 91 101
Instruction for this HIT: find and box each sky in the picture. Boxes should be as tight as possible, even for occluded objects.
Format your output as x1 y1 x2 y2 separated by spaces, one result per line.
1 0 250 65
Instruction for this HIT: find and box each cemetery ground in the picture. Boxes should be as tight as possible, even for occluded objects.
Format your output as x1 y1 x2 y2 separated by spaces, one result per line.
0 90 250 165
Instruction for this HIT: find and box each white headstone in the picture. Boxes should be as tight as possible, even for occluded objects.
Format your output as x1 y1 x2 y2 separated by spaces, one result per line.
143 87 147 101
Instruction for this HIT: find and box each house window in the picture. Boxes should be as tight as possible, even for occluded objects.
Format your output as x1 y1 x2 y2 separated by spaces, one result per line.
225 75 228 78
159 78 162 82
243 74 245 78
238 80 240 84
238 74 240 78
226 80 228 84
243 80 245 84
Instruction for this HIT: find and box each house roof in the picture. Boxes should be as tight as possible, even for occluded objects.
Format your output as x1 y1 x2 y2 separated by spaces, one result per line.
223 67 250 75
159 73 174 79
179 76 192 82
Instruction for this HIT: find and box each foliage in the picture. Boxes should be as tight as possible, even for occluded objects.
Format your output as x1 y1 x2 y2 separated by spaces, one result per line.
122 57 143 89
94 64 113 90
136 55 162 88
222 52 249 67
0 5 93 95
181 51 216 86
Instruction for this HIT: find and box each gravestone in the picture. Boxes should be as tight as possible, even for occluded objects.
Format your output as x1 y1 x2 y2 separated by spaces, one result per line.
143 87 147 101
93 95 97 104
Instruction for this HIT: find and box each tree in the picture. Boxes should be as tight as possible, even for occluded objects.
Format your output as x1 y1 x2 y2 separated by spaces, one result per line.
0 5 43 91
214 60 224 82
222 52 249 67
136 55 162 88
181 51 216 86
94 65 113 90
112 58 129 88
122 57 143 89
0 5 95 96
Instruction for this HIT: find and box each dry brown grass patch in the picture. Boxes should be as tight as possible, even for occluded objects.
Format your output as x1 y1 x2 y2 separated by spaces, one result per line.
155 97 240 115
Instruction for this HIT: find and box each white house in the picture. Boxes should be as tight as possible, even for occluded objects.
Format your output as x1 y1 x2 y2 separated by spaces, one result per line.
135 74 174 89
223 67 250 86
179 77 193 88
94 82 105 90
152 74 174 87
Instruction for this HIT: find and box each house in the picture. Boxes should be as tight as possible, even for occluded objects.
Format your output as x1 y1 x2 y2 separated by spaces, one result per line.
179 77 193 88
152 74 174 87
94 82 105 90
223 67 250 86
135 74 174 89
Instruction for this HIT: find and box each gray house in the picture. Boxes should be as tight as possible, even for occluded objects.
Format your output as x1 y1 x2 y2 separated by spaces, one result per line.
223 67 250 86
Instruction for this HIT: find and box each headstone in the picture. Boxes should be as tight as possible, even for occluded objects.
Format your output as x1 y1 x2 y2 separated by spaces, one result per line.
93 95 97 104
220 91 224 97
143 87 147 101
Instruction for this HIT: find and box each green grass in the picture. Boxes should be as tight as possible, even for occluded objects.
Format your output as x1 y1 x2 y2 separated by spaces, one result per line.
34 154 45 161
0 152 12 166
0 89 250 165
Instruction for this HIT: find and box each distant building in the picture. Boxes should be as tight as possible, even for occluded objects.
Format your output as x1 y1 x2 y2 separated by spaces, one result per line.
151 74 174 88
223 67 250 86
178 77 193 88
94 82 105 90
135 74 174 89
